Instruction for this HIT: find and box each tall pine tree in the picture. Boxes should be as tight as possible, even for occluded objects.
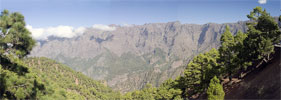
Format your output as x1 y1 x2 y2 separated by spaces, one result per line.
0 10 48 99
234 31 249 78
243 6 281 63
218 26 236 81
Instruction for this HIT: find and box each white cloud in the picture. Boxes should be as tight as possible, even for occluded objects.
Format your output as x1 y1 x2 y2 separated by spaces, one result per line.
258 0 267 4
26 25 86 40
26 24 115 40
75 27 86 35
92 24 116 31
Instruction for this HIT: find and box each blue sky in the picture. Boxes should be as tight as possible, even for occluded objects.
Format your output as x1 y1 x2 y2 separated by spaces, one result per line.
1 0 280 28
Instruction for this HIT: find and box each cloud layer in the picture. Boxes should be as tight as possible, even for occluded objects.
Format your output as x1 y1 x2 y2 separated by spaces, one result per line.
258 0 267 4
26 25 86 40
26 24 116 40
92 24 116 31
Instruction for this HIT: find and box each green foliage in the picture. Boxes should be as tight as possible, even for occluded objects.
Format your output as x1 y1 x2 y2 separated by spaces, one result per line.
0 66 47 99
122 84 156 100
207 76 225 100
234 31 251 77
169 7 279 99
247 6 263 21
0 10 121 100
218 25 237 80
123 82 182 100
174 48 220 97
0 9 35 58
24 57 122 100
234 31 248 68
155 79 182 100
0 10 47 99
243 6 281 63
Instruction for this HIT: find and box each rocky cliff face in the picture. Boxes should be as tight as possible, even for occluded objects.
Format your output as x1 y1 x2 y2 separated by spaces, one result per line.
30 21 247 92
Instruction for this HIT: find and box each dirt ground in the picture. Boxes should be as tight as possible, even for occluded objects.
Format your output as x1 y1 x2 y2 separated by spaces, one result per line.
225 46 281 99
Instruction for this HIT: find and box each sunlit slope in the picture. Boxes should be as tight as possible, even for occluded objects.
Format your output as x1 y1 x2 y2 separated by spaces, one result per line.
24 57 121 100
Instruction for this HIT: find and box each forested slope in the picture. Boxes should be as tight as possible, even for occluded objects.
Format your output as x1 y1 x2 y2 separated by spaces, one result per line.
23 57 122 99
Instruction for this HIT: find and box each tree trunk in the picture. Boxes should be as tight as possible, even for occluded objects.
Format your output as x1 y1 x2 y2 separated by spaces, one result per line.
228 73 232 82
238 67 242 79
263 58 268 63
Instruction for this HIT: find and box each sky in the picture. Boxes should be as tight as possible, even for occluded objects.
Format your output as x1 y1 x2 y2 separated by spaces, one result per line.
0 0 280 40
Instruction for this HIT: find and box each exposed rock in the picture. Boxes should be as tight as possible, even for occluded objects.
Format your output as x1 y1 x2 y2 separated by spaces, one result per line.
30 21 247 92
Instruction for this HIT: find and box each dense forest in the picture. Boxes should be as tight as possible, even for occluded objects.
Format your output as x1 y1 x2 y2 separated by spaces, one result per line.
0 7 280 99
24 57 122 99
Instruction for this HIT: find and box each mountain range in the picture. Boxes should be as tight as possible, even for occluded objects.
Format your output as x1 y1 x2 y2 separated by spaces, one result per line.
30 21 247 92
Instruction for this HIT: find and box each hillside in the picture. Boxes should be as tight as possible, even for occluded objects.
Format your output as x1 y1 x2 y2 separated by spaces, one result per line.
23 57 121 99
30 21 247 92
224 46 281 99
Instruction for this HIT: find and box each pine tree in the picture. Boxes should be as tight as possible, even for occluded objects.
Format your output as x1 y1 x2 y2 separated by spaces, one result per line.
0 9 35 58
179 48 220 97
0 10 47 99
234 31 249 78
207 76 225 100
218 25 236 81
155 79 182 100
243 6 281 63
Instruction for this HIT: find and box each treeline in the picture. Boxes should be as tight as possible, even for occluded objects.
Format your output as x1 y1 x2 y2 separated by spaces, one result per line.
121 6 281 100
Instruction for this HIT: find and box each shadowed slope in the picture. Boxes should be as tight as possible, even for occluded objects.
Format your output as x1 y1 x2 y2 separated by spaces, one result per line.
225 46 280 99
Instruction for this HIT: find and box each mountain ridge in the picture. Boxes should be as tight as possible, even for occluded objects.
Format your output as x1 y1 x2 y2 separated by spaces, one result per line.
30 20 247 92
